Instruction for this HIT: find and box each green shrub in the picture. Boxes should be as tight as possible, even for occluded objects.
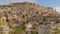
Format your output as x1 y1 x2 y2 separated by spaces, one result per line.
31 29 37 34
14 25 25 34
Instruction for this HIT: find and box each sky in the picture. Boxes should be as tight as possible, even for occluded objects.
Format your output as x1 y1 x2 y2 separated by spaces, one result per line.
0 0 60 12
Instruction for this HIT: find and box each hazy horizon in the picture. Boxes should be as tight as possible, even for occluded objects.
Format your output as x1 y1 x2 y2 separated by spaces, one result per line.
0 0 60 12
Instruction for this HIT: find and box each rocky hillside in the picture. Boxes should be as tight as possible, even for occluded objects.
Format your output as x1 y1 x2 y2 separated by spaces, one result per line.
0 2 60 34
